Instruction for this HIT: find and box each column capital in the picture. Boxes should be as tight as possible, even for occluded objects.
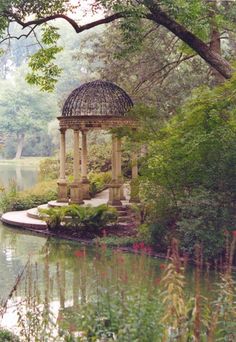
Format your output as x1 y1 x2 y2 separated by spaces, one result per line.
59 128 66 134
81 129 89 134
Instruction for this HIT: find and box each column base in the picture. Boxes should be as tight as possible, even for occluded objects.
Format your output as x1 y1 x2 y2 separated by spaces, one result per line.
81 178 91 200
129 179 140 203
70 182 84 204
57 179 68 202
129 197 140 203
108 182 122 206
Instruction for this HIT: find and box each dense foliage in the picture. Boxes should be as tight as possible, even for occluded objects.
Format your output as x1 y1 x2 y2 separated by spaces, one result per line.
0 180 57 213
140 73 236 260
0 329 19 342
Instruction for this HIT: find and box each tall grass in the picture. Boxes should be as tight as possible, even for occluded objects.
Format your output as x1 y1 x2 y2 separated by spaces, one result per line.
2 237 236 341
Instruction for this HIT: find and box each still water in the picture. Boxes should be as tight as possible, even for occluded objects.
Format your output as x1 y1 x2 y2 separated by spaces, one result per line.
0 162 38 190
0 222 166 338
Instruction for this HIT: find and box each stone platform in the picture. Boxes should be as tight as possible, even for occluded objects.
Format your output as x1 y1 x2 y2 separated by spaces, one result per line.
1 189 136 231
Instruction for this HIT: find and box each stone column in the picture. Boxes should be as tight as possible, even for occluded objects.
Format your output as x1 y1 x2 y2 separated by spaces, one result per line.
70 129 83 204
116 137 125 200
130 150 140 203
81 130 90 199
108 135 122 206
57 128 68 202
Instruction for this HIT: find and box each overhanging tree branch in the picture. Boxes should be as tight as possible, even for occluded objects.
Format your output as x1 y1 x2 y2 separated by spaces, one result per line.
5 11 125 33
3 2 233 80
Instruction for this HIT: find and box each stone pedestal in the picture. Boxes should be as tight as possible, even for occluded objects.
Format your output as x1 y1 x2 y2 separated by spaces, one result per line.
81 178 91 200
130 178 140 203
57 179 68 203
57 129 68 202
108 182 122 206
81 131 90 199
108 135 122 206
70 182 84 204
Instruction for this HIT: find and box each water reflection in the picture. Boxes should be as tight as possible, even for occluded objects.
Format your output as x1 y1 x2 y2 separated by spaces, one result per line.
0 223 46 303
0 231 164 338
0 224 223 341
0 162 38 190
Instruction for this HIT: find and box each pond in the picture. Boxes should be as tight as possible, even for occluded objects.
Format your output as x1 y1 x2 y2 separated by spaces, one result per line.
0 222 167 339
0 220 222 341
0 161 39 191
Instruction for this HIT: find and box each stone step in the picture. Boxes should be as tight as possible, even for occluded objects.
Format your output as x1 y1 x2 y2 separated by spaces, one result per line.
38 204 49 210
48 200 69 208
27 207 40 220
117 216 130 223
1 210 47 230
112 205 126 211
116 222 136 229
116 210 127 217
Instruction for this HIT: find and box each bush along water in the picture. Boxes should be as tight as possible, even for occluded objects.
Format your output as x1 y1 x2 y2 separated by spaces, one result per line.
0 180 57 213
0 171 111 215
39 204 118 236
138 76 236 262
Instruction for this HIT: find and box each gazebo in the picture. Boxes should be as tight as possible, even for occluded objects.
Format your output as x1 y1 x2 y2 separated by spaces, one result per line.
57 80 138 206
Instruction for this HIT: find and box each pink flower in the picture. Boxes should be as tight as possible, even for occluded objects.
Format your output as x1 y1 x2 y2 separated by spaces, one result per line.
140 242 145 250
133 243 139 252
154 277 161 286
74 250 85 257
160 263 166 270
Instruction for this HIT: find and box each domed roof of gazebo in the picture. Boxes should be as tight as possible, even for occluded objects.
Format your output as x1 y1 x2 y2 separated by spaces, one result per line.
62 80 133 117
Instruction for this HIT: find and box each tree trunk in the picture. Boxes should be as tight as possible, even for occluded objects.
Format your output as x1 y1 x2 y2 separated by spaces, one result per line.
145 1 233 79
15 133 25 159
208 0 225 84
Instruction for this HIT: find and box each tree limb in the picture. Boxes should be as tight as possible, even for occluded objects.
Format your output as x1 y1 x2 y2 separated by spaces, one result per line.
3 2 233 79
5 11 125 34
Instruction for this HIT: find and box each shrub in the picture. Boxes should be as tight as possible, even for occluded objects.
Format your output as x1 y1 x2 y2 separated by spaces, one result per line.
40 204 118 234
88 171 111 197
0 180 57 213
39 154 73 181
176 189 233 260
0 329 19 342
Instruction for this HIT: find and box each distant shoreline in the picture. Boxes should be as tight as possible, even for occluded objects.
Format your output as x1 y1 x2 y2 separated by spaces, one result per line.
0 157 45 166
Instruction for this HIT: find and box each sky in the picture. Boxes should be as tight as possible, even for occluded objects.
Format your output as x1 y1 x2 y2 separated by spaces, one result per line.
70 0 104 24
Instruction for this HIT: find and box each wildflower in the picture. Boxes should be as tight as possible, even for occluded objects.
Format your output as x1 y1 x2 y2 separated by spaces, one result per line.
101 243 107 252
140 242 145 250
154 277 161 285
160 263 166 270
74 250 85 258
100 271 107 279
117 255 125 264
145 246 152 254
133 243 139 252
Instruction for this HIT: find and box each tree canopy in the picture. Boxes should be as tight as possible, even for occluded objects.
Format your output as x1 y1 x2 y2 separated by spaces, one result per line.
0 0 235 91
